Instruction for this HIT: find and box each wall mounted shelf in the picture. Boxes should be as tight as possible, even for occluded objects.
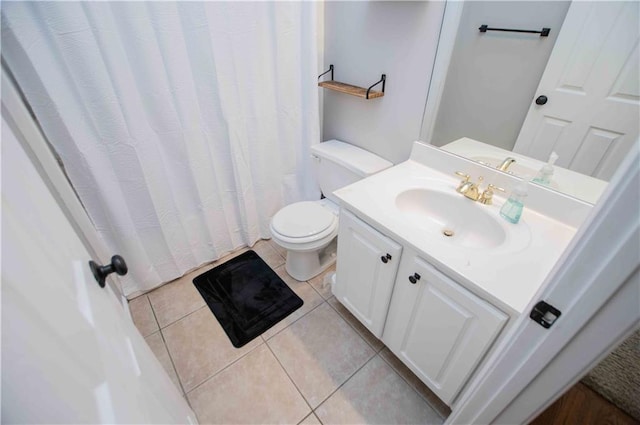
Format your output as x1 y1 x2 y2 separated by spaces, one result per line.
318 65 385 100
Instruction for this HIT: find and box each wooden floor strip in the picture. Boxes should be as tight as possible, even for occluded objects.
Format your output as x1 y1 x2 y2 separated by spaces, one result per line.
531 382 639 425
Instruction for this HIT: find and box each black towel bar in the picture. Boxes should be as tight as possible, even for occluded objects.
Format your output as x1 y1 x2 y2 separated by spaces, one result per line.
479 24 550 37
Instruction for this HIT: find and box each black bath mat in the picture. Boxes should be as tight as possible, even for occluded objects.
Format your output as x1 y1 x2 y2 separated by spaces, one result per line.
192 250 303 348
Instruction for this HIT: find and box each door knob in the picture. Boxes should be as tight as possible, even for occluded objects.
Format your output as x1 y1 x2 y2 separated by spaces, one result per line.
535 95 548 105
408 273 421 284
380 253 392 263
89 255 128 288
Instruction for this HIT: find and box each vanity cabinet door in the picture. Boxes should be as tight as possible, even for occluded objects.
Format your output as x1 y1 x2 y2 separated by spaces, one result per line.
382 254 508 405
334 209 402 338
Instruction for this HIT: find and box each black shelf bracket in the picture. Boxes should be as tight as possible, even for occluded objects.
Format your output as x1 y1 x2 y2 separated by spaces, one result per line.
366 74 386 99
318 64 334 81
479 24 550 37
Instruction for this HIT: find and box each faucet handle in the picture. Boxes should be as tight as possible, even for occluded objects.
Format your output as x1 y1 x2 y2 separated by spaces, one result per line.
487 183 505 194
454 171 470 182
454 171 471 194
479 184 505 205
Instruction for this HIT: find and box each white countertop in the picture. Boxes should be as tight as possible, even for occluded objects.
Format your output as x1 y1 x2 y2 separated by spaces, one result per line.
334 144 580 315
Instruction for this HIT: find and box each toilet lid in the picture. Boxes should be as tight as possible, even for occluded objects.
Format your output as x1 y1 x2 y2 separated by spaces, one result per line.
272 202 336 238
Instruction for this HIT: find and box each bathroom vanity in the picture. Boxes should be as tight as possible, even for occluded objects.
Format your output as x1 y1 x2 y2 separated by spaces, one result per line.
331 141 592 407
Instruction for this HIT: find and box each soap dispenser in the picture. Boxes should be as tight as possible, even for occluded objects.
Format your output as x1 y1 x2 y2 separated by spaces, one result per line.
533 152 558 185
500 178 529 224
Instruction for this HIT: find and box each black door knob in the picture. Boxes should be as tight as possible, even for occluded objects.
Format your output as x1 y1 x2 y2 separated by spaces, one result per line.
408 273 421 284
89 255 128 288
380 253 392 264
535 95 548 105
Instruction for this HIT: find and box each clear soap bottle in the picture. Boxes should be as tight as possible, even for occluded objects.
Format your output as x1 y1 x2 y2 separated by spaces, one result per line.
500 178 529 224
532 152 558 186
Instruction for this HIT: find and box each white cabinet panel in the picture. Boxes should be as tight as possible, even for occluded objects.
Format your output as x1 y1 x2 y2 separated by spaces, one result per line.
333 209 402 337
383 254 508 404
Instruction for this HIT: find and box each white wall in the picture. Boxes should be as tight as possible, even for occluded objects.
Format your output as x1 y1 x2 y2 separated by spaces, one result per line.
322 1 445 164
429 1 570 150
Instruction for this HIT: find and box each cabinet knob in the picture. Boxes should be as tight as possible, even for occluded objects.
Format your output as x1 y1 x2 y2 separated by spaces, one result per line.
408 273 421 284
380 253 392 264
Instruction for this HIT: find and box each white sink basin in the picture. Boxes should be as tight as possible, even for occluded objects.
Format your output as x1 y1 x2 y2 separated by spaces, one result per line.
395 188 506 249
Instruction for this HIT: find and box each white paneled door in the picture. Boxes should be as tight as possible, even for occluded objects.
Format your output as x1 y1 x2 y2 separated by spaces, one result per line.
514 1 639 180
1 116 196 423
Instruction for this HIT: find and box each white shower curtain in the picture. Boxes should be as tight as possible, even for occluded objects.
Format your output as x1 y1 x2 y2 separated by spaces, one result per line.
2 2 320 296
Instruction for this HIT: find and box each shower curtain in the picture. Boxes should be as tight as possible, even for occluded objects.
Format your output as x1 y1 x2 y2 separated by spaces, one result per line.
1 2 321 296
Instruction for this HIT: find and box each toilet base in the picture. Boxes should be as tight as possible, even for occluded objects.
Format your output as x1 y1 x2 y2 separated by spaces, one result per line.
285 238 337 281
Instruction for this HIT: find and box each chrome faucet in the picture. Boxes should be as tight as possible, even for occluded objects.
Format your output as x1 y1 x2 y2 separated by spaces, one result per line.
497 157 516 172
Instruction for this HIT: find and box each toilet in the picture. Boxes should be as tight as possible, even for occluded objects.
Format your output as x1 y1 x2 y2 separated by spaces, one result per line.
270 140 392 281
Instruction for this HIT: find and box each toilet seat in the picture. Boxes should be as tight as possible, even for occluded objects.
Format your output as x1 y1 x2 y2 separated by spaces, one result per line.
270 201 338 249
272 201 335 239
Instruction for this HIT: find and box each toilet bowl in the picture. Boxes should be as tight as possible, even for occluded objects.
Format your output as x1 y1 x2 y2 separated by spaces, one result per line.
270 139 392 282
270 199 339 281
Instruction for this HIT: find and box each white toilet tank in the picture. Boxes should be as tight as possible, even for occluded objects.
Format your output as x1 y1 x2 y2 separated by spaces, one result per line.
311 140 393 203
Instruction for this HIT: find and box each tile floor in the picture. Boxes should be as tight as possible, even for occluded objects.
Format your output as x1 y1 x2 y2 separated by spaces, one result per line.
130 240 449 424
